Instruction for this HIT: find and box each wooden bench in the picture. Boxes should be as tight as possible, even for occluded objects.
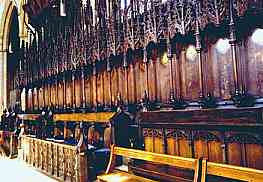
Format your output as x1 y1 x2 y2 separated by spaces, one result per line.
201 159 263 182
97 145 202 182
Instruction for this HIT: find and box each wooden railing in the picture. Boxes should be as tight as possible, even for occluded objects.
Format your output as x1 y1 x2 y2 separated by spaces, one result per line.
18 136 88 182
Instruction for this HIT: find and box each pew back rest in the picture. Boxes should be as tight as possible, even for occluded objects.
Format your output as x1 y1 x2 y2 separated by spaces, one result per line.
105 145 201 182
202 159 263 182
87 126 100 145
103 127 112 148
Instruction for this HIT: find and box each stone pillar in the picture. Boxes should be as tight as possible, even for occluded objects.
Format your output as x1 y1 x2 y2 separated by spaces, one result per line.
0 37 8 114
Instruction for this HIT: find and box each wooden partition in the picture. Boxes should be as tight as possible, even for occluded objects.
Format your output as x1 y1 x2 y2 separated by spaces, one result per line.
19 136 87 182
16 111 134 181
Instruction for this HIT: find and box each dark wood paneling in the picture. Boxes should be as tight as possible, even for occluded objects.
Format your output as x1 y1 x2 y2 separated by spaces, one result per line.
51 83 56 106
75 78 81 108
127 64 136 103
184 46 200 100
148 60 157 101
58 81 63 108
66 80 72 107
138 107 263 170
118 67 126 103
92 75 97 106
111 68 118 103
39 87 44 109
156 56 170 103
24 30 263 109
210 39 234 99
85 76 92 106
103 71 111 105
135 61 147 102
97 73 103 104
246 144 263 169
247 31 263 96
33 88 38 110
27 89 33 110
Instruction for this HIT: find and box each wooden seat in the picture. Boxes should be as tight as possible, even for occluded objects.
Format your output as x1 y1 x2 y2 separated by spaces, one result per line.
97 145 202 182
98 170 157 182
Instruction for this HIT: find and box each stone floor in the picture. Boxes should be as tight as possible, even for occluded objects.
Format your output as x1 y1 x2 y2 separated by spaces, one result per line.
0 157 58 182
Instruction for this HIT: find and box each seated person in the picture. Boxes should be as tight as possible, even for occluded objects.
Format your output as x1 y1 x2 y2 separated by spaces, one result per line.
88 126 112 174
64 123 78 145
53 129 64 141
87 125 101 149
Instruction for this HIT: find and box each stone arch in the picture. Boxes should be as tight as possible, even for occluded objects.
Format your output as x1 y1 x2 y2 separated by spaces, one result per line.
1 1 16 48
0 0 27 114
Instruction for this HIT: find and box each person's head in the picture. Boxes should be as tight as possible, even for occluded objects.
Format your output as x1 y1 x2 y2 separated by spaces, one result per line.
8 107 12 114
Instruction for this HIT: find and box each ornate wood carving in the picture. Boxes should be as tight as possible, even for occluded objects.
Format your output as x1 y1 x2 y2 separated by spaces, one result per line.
17 0 263 112
19 136 87 182
138 108 263 169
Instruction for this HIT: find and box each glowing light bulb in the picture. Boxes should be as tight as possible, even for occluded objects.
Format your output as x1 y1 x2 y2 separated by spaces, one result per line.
161 52 168 65
186 45 197 61
215 39 230 54
252 29 263 46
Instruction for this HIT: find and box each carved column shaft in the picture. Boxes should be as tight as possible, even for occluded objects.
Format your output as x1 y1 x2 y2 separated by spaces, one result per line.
107 58 113 106
57 74 60 109
36 87 40 110
123 54 129 104
63 73 66 109
229 0 240 91
143 48 150 98
195 5 205 97
167 41 174 94
81 68 86 108
180 48 187 98
93 61 98 107
72 71 76 109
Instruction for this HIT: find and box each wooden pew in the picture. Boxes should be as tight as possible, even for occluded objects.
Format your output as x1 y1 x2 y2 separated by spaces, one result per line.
97 145 202 182
201 159 263 182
